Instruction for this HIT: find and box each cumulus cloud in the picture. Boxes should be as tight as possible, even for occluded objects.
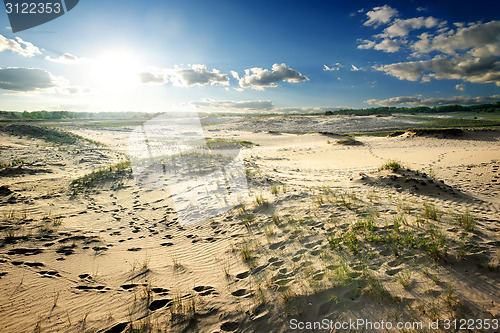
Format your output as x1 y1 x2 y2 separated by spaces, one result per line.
365 94 500 106
411 20 500 56
138 72 167 84
170 64 229 87
0 67 86 94
0 34 41 57
45 53 86 64
191 99 274 111
384 17 441 38
351 65 360 71
323 63 343 71
455 84 464 91
136 65 230 87
0 67 58 91
235 63 308 90
358 6 500 87
363 5 398 27
374 54 500 86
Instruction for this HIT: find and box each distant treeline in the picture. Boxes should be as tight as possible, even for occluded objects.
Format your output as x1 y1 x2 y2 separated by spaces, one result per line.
0 110 163 120
324 102 500 116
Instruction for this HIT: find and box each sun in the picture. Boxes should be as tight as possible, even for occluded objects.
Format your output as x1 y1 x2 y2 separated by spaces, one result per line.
91 51 143 91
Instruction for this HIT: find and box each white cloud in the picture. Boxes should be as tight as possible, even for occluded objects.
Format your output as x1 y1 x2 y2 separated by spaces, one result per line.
170 64 229 87
323 63 343 71
235 63 308 90
363 5 398 27
138 71 167 84
455 84 464 91
0 34 41 57
0 67 57 91
416 7 428 12
358 6 500 87
45 53 86 64
137 64 229 87
384 17 441 38
365 94 500 106
191 99 274 111
411 20 500 56
374 38 402 53
0 67 87 94
351 65 360 71
374 54 500 86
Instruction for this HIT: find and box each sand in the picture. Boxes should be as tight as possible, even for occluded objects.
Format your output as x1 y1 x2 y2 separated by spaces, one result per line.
0 118 499 332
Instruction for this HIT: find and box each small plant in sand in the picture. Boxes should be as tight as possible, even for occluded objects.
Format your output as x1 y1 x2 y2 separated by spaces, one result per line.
422 267 440 284
263 224 275 238
0 159 25 168
379 160 402 172
423 202 441 221
397 200 412 214
172 255 182 269
270 184 280 195
422 224 448 261
271 213 280 226
362 267 391 300
397 268 412 289
254 193 269 207
336 135 362 145
238 239 256 266
456 208 475 231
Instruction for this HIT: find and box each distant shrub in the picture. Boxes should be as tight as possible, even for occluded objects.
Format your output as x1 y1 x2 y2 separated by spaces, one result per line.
336 136 362 145
379 160 402 172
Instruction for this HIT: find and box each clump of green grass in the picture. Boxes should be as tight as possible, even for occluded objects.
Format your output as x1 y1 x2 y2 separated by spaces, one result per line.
456 208 475 231
397 268 412 289
423 202 441 221
379 160 402 172
422 224 448 261
254 193 269 207
271 213 280 226
71 160 131 192
336 136 362 145
0 159 25 168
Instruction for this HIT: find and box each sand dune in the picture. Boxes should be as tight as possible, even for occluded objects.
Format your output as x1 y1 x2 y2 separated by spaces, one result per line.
0 122 499 332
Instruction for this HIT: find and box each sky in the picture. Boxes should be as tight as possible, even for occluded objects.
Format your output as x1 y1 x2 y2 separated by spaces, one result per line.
0 0 499 113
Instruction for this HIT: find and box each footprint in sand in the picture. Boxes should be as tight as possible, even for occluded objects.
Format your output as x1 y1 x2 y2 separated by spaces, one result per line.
38 270 61 278
103 322 129 333
151 287 169 295
149 299 173 311
220 321 239 332
120 283 139 290
7 248 43 255
231 288 254 298
193 285 217 296
76 285 109 292
235 271 249 280
386 268 402 276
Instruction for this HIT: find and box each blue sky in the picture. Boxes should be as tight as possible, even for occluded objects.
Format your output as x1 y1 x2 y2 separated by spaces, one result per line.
0 0 499 113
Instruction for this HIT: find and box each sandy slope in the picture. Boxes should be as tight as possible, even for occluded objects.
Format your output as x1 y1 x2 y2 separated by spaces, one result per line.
0 123 499 333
